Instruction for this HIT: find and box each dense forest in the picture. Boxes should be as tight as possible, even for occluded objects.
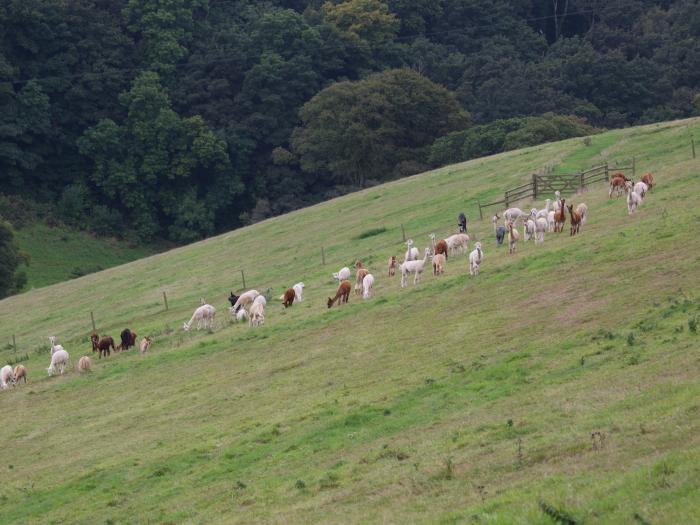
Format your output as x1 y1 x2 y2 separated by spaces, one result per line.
1 0 699 248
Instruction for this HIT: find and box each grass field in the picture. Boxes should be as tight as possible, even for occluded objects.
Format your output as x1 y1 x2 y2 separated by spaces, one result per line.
14 223 156 290
1 118 699 524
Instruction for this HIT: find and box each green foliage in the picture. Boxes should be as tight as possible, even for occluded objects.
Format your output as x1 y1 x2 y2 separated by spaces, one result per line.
429 113 599 167
0 220 28 298
293 68 468 186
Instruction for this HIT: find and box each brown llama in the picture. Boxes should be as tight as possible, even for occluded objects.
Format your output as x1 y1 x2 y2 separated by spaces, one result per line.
281 287 295 308
90 332 99 353
355 268 369 295
640 172 654 191
13 365 27 384
327 281 351 308
568 204 582 236
608 174 630 198
97 336 115 358
387 256 397 277
553 198 566 233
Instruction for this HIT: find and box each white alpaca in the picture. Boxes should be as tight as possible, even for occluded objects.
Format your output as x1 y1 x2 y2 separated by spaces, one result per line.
469 242 484 276
235 308 249 322
78 356 92 373
0 365 15 389
444 233 469 255
634 181 649 199
523 218 536 242
183 304 216 331
400 248 430 287
627 186 642 215
293 282 305 302
47 349 69 376
231 290 259 313
404 239 420 262
249 301 265 327
332 267 351 281
362 273 375 299
48 336 64 356
575 203 588 224
547 210 556 232
554 191 562 211
535 217 548 244
252 295 266 307
504 207 527 224
536 199 552 220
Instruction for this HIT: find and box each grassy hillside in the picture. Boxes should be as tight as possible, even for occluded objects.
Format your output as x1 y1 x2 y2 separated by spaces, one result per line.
1 118 699 524
14 223 156 290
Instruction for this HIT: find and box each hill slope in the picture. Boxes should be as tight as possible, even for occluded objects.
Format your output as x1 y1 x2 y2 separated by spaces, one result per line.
1 119 700 524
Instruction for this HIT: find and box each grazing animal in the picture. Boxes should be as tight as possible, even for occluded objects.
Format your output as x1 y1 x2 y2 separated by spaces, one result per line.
429 233 448 259
495 225 506 246
231 290 260 313
183 304 216 331
332 267 351 282
458 212 467 233
13 365 27 384
119 329 137 351
553 198 567 232
327 280 352 308
535 217 547 244
140 337 152 355
404 239 420 262
432 253 446 275
547 210 556 232
507 221 520 254
445 233 469 255
504 207 526 224
49 336 64 356
249 301 265 327
523 217 536 242
90 332 99 353
355 268 369 295
536 199 552 220
235 308 249 322
293 282 305 302
78 356 92 373
97 336 115 358
355 260 364 270
568 204 582 235
575 203 588 224
362 273 375 299
281 288 295 308
634 181 649 198
387 256 397 277
469 242 484 276
252 295 267 307
47 349 69 376
228 292 240 308
0 365 15 389
609 174 630 198
400 247 430 287
641 172 654 190
627 185 642 214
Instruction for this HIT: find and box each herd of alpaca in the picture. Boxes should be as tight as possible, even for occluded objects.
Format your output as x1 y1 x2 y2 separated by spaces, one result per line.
7 171 655 390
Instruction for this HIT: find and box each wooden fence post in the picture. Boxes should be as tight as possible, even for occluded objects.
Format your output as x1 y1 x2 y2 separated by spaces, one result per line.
579 171 584 190
90 311 96 332
692 137 696 159
478 201 483 220
504 193 509 209
400 224 406 242
532 174 538 199
162 291 169 311
604 162 609 181
321 246 326 265
240 269 246 290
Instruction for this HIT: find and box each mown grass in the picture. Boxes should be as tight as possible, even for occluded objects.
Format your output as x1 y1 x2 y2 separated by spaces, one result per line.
15 223 156 290
0 118 699 524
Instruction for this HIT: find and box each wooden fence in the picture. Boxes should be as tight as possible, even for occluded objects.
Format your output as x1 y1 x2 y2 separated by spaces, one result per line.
477 163 612 219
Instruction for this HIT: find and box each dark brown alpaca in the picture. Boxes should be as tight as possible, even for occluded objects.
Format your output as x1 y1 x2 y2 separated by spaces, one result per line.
282 288 295 308
553 198 566 233
568 204 582 236
90 332 99 353
97 336 115 358
327 281 351 308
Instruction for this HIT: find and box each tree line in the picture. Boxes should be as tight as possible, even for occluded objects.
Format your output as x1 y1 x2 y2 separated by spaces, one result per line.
1 0 699 250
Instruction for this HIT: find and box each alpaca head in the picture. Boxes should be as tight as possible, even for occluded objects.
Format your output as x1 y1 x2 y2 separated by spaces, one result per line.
327 297 334 309
49 336 56 346
567 204 574 214
406 239 413 247
228 292 239 307
429 233 435 241
475 242 482 251
182 322 190 332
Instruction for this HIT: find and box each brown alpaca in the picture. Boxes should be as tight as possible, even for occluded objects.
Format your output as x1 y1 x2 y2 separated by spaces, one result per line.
608 174 629 198
90 332 99 353
568 204 582 236
327 281 351 308
97 336 115 358
641 172 654 191
13 365 27 384
507 221 520 254
282 287 295 308
387 256 397 276
355 268 369 295
435 239 448 259
432 253 446 275
355 260 364 269
553 198 566 232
